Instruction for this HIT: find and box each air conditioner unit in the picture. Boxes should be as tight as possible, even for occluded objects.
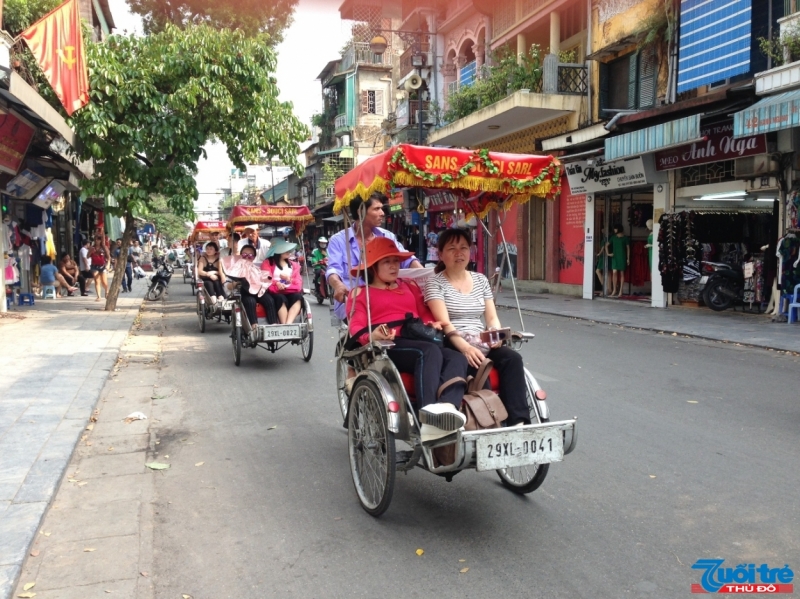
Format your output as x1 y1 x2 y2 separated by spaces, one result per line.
416 110 434 125
734 155 779 178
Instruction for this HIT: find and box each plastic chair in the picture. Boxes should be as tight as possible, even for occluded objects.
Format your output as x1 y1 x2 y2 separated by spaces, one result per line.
42 285 57 299
788 284 800 324
18 293 35 306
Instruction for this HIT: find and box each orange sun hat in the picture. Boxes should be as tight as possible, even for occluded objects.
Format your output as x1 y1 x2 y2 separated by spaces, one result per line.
349 236 414 277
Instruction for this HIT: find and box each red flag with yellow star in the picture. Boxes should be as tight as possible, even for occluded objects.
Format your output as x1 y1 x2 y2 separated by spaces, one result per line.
20 0 89 116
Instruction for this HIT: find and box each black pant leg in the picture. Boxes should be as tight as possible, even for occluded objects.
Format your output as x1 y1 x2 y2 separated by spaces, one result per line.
387 338 443 410
202 279 216 296
256 293 278 324
487 346 530 424
241 293 258 325
78 273 86 294
438 347 468 408
125 265 133 289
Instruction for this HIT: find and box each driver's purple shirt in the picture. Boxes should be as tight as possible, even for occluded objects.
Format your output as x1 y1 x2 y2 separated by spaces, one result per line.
326 226 416 320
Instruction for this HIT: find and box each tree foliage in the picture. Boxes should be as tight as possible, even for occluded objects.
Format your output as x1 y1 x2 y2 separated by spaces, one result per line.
125 0 298 41
3 0 62 36
143 197 191 244
71 24 308 309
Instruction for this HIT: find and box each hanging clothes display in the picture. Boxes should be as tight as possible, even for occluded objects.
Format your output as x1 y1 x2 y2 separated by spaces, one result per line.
629 240 650 286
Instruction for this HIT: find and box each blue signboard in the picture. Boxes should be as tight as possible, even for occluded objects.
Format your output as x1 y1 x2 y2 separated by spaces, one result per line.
677 0 751 93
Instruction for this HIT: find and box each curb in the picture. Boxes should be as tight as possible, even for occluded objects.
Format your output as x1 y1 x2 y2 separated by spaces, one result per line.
495 300 800 356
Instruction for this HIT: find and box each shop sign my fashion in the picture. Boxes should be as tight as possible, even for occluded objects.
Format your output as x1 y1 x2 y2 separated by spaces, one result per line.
654 121 766 171
565 157 648 194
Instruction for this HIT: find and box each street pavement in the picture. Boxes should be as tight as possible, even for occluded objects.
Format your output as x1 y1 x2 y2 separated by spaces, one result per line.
494 289 800 354
0 284 146 599
5 280 800 598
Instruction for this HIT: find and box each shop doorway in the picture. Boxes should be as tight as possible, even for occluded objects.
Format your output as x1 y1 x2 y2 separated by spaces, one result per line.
594 192 653 300
528 197 546 280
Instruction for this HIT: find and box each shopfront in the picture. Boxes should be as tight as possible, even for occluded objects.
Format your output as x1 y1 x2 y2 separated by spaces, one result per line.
570 154 667 303
653 119 777 310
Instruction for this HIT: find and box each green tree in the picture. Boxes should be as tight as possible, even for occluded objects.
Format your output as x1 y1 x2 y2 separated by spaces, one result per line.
2 0 62 35
125 0 298 41
71 24 307 310
144 197 191 245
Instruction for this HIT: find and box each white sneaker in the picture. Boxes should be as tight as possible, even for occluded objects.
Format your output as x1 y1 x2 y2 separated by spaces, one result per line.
420 403 466 445
210 295 217 304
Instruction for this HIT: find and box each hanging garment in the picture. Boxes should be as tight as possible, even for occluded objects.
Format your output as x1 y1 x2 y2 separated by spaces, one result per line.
629 240 650 286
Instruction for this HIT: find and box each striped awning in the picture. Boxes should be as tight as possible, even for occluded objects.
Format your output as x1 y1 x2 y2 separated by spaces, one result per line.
732 90 800 138
604 115 702 162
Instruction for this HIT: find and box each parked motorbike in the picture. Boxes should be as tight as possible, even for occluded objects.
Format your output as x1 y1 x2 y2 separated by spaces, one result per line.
145 258 174 301
313 259 333 305
701 262 744 311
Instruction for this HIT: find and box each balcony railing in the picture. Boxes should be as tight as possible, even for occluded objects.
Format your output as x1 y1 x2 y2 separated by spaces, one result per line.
340 42 387 72
556 63 588 94
399 43 432 79
334 114 349 130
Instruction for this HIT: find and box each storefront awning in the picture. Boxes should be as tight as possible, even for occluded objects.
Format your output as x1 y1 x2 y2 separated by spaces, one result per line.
732 89 800 138
5 73 75 147
542 123 609 152
323 214 344 223
604 115 702 162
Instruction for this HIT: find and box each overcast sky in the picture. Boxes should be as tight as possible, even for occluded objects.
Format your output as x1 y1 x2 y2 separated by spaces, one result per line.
105 0 349 213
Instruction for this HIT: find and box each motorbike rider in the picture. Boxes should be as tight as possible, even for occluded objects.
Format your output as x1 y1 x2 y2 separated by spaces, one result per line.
310 237 328 294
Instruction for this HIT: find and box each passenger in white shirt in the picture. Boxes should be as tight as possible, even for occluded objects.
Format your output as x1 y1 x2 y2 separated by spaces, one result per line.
79 238 92 276
238 227 270 263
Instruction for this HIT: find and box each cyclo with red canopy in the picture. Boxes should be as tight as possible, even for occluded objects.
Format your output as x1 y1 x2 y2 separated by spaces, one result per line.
334 143 577 516
190 220 233 332
223 205 314 365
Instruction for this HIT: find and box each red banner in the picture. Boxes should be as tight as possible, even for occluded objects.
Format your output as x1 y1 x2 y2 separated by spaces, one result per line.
20 0 89 116
227 204 314 233
655 120 766 171
558 179 585 285
0 111 35 175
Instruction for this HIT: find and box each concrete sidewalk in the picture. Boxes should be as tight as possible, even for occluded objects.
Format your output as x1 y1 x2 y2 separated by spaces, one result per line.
0 287 146 598
494 289 800 353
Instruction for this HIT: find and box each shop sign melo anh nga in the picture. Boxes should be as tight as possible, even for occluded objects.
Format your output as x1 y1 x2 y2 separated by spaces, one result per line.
654 120 766 171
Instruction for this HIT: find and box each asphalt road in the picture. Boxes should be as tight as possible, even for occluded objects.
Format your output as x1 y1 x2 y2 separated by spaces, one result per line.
148 282 800 599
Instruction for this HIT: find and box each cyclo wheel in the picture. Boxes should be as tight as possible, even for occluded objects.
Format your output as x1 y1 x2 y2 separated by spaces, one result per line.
496 370 549 494
301 302 313 361
231 319 242 366
328 284 334 306
197 294 205 333
335 339 349 421
348 379 395 517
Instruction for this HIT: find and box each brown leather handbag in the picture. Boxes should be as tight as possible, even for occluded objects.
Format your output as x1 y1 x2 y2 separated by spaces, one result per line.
461 359 508 430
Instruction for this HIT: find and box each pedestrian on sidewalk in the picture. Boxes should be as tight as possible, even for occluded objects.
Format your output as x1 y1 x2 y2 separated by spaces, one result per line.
89 236 110 301
78 238 92 296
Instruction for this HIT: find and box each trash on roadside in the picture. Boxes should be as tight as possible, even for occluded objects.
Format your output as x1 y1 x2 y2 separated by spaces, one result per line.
145 462 170 470
124 412 148 423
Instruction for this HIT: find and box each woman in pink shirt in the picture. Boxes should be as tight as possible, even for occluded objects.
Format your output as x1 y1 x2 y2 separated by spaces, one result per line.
263 239 304 324
346 237 468 445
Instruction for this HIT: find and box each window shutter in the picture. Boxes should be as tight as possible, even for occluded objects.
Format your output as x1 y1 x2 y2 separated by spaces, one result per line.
374 90 384 115
360 90 369 115
627 51 639 109
638 46 657 109
599 62 610 114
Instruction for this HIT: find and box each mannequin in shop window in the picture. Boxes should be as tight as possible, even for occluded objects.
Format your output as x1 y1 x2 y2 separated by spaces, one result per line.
644 219 654 270
595 227 610 295
607 224 630 298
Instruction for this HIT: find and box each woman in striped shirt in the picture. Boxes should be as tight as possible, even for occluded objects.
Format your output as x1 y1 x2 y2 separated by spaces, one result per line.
424 228 531 426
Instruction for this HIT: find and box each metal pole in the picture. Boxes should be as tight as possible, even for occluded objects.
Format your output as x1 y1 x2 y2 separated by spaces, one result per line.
496 210 525 332
0 213 6 313
270 158 275 204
